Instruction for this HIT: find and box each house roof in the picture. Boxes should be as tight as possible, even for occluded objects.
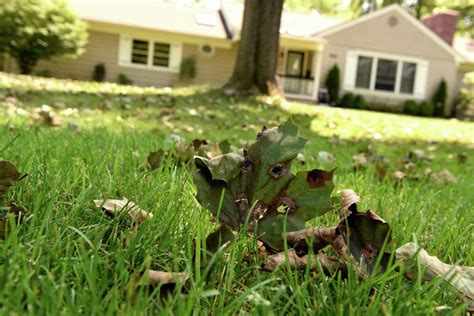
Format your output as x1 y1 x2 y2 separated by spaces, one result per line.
315 4 462 62
69 0 229 39
68 0 342 43
220 2 342 40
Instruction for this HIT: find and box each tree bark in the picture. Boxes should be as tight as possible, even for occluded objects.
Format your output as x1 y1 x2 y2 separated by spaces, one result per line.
226 0 284 95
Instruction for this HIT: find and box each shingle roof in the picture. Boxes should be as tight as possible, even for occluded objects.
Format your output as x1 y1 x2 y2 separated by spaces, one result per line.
69 0 344 42
69 0 229 39
220 2 343 39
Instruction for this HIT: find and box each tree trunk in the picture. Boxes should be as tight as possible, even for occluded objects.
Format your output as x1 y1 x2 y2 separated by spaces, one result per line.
226 0 284 95
16 52 37 74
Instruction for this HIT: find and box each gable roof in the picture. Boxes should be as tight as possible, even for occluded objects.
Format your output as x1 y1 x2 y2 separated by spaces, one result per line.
69 0 341 43
220 2 343 39
69 0 229 39
315 4 462 61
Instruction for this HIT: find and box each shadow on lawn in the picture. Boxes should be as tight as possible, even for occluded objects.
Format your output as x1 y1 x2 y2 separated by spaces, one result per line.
1 82 473 152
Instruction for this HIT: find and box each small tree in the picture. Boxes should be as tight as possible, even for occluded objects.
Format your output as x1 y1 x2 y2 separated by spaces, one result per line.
0 0 87 74
179 56 197 83
325 64 340 105
432 79 447 117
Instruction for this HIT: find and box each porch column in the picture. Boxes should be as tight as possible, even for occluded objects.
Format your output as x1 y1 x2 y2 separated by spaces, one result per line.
312 50 323 101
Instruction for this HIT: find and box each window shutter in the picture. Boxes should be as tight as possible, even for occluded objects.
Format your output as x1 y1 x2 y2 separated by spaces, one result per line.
413 60 429 99
343 51 358 90
169 43 183 70
118 36 132 65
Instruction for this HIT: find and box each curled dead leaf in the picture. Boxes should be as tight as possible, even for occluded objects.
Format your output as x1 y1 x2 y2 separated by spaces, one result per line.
94 198 153 224
339 189 360 218
262 249 345 275
285 226 338 255
396 242 473 311
143 270 189 286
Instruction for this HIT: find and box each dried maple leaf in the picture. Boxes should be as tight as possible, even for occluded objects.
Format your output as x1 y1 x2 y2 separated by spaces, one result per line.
193 120 335 251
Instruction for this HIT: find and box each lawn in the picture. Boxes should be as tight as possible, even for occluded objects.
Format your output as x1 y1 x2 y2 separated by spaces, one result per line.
0 72 473 314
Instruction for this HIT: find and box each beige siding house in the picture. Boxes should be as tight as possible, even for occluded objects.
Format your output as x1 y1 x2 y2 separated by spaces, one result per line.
3 1 471 114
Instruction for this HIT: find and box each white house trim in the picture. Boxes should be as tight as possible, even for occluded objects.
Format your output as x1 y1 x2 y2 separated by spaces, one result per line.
316 4 461 62
117 35 182 73
344 49 429 99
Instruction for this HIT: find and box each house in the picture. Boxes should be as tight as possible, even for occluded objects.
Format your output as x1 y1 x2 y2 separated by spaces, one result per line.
3 0 472 115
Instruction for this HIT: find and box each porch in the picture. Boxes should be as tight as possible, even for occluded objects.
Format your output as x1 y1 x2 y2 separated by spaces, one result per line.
277 47 323 101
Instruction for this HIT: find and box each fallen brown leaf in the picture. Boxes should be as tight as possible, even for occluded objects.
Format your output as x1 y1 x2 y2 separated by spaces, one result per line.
339 189 360 218
94 198 153 224
396 242 473 311
0 161 21 197
143 270 189 286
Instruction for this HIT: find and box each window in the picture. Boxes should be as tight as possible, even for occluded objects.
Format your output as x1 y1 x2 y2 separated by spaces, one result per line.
120 37 180 71
400 62 416 94
131 40 149 65
351 52 420 95
153 42 170 67
375 58 397 92
200 44 214 57
355 56 372 89
286 51 304 77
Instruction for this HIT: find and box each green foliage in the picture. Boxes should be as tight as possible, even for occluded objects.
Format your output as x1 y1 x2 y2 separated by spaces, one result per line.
405 100 435 117
117 73 133 85
179 56 197 82
419 101 435 117
353 94 368 109
35 70 52 78
0 0 87 74
325 64 340 105
338 92 355 108
432 79 447 117
194 120 334 250
404 100 420 116
92 63 106 82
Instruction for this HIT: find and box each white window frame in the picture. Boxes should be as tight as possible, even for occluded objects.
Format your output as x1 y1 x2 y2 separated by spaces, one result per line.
349 50 425 99
118 36 182 73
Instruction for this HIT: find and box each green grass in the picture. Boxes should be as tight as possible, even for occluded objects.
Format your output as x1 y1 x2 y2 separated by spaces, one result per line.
0 72 473 314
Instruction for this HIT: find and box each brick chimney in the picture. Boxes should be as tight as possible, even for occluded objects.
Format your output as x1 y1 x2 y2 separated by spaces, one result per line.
422 10 458 46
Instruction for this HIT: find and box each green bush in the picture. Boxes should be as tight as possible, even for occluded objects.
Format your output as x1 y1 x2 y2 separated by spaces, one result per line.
404 100 420 115
0 0 87 74
432 79 447 117
353 94 367 109
179 56 196 82
325 64 340 105
338 92 355 108
419 101 435 117
36 69 52 77
117 73 133 85
92 63 106 82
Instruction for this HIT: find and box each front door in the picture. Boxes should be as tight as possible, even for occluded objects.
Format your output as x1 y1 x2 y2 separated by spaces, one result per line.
286 51 304 77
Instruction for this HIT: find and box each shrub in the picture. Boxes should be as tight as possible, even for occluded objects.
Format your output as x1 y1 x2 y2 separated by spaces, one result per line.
36 70 52 77
117 73 133 85
92 63 106 82
0 0 87 74
419 101 435 117
325 64 340 105
338 92 355 108
404 100 420 115
432 79 447 117
179 56 196 82
353 94 367 109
